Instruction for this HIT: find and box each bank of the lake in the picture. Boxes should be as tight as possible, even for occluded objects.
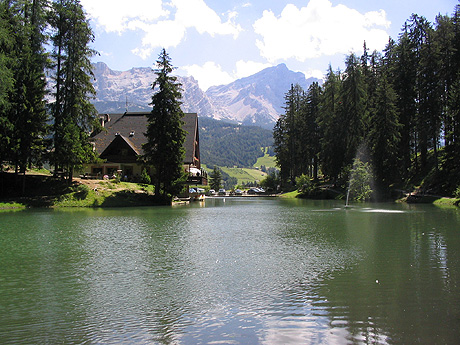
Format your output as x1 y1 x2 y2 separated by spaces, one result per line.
1 172 459 209
0 173 159 209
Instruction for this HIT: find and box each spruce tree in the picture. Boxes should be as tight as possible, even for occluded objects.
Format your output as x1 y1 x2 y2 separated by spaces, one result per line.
142 48 186 200
209 166 222 191
341 53 367 166
393 27 417 178
273 84 304 186
0 1 14 167
49 0 98 182
303 82 322 180
2 0 49 193
318 65 344 180
368 70 401 187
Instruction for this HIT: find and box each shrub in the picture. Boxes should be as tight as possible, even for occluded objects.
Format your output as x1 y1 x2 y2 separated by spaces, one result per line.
296 174 312 194
454 186 460 198
141 169 151 185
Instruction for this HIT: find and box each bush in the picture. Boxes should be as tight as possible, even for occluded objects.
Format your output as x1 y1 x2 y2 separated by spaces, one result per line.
296 174 312 194
141 169 151 185
454 186 460 198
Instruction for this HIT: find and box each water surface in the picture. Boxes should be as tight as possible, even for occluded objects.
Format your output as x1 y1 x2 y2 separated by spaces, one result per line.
1 198 459 344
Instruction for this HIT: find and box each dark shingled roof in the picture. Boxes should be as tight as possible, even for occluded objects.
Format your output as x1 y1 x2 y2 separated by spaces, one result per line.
92 112 199 164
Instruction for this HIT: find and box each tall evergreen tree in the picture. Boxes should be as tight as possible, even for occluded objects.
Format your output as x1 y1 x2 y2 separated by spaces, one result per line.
2 0 49 194
273 84 304 186
49 0 98 182
302 82 322 180
0 1 14 167
368 70 401 187
142 48 186 200
209 166 222 191
318 65 344 180
393 26 417 178
340 53 367 165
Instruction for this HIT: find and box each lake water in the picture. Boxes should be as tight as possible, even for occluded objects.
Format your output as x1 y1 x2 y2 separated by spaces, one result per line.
1 198 459 344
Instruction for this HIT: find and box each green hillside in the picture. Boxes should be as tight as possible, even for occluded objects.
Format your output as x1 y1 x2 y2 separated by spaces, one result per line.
202 164 267 186
253 148 277 169
199 117 273 168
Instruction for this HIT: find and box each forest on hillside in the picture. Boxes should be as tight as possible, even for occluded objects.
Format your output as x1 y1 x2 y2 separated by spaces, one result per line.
274 4 460 197
199 117 273 167
0 0 98 185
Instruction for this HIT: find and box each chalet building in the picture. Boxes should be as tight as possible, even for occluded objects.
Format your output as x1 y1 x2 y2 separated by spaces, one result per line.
81 112 207 185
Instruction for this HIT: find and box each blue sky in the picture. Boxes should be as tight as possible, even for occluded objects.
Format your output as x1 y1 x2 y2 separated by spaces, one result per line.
81 0 458 91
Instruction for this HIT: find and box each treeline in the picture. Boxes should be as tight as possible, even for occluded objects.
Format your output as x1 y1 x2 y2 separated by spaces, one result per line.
274 6 460 196
0 0 97 188
199 117 273 167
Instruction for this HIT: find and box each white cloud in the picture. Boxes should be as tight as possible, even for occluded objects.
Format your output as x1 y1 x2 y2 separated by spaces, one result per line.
80 0 168 33
303 69 325 80
253 0 390 62
181 61 234 91
174 0 241 38
181 60 273 90
235 60 272 79
82 0 241 60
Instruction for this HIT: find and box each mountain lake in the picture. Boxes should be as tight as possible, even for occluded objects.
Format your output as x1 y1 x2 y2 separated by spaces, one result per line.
1 197 459 344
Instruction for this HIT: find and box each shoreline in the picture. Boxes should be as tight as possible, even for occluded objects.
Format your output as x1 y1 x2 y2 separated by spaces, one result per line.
1 172 458 210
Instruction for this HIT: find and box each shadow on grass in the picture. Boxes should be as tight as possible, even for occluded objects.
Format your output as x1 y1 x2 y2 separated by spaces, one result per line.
99 190 171 207
0 173 171 208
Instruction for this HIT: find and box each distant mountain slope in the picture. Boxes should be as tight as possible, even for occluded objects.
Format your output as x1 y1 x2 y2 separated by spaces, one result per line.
91 62 321 128
206 63 319 128
198 117 273 167
92 62 216 116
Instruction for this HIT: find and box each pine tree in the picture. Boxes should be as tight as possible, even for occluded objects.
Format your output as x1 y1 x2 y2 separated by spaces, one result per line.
2 0 49 193
273 84 305 186
368 70 401 187
393 26 417 178
142 48 186 200
318 65 344 180
209 166 222 191
302 82 322 180
341 53 367 166
49 0 98 183
0 1 14 167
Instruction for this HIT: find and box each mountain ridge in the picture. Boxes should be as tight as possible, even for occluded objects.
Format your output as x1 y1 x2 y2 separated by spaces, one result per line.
91 61 322 129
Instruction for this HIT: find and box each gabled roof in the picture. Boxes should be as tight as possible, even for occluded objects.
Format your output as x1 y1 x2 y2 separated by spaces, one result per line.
100 134 140 158
92 112 199 164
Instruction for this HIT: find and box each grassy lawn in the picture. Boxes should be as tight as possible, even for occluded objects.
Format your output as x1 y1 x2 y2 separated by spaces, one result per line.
433 197 460 207
253 149 276 169
203 162 269 186
279 190 300 198
242 168 266 182
0 202 26 211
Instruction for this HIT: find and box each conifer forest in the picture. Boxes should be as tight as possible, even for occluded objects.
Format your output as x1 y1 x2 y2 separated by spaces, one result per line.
274 5 460 197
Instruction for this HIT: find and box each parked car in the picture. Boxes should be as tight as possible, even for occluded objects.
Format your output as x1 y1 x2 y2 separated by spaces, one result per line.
218 189 226 196
234 189 243 196
208 189 216 196
248 187 265 194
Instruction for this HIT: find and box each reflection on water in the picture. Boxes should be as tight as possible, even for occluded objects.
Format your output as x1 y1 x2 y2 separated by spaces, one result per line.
0 200 459 344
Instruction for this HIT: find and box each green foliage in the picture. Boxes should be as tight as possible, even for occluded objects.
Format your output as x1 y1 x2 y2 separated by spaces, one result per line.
454 186 460 199
199 117 273 167
209 166 222 190
295 174 312 194
140 168 151 185
142 49 185 199
260 171 280 192
49 0 98 182
273 3 460 197
348 158 373 202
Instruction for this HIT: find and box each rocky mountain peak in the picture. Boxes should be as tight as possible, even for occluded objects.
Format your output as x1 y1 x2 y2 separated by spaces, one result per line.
91 62 322 128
